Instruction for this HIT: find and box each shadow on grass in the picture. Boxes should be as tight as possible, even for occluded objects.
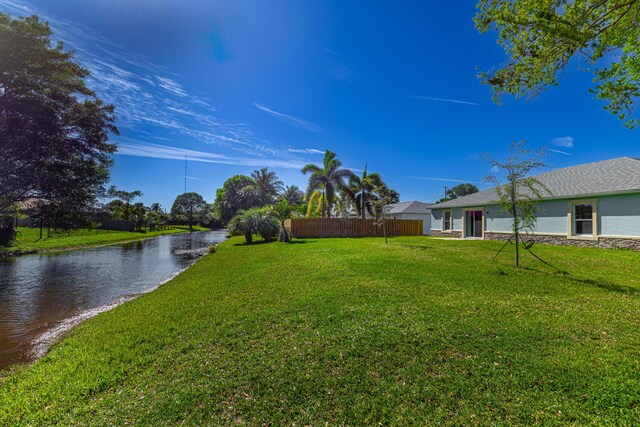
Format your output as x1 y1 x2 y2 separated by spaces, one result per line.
397 244 430 251
572 277 639 295
232 239 316 247
232 240 274 247
287 240 316 245
505 265 638 296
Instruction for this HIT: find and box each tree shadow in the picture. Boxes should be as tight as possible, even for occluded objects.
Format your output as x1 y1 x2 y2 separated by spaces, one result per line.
232 239 275 247
506 265 638 296
571 277 639 295
397 244 430 250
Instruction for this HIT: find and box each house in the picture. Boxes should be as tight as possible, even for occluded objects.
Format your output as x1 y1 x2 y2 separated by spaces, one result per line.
430 157 640 250
384 201 434 235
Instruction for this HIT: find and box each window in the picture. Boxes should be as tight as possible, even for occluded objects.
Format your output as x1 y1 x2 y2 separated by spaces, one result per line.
574 204 593 235
443 210 452 231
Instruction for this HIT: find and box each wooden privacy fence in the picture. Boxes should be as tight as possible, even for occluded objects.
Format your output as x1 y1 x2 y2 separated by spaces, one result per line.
284 218 423 238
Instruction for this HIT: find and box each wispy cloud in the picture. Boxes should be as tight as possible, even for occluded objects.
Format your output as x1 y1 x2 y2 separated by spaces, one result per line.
117 141 305 169
548 148 572 156
184 175 210 182
254 102 322 132
288 148 324 154
0 0 306 169
549 136 574 148
406 95 479 106
408 176 483 184
156 76 188 98
315 44 359 82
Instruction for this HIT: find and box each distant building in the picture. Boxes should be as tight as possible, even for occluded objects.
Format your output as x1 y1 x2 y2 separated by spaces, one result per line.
430 157 640 250
384 201 434 235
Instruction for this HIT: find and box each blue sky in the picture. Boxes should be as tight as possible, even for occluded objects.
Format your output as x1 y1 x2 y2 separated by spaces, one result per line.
2 0 639 208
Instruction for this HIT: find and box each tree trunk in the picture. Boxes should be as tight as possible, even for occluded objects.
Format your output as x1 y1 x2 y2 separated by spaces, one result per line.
383 215 388 244
361 191 366 219
244 230 253 244
511 184 519 268
279 220 290 242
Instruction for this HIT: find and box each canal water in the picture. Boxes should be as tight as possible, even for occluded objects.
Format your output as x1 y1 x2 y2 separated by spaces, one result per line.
0 230 228 370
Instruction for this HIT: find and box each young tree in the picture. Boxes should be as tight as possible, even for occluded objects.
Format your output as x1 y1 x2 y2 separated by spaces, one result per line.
475 0 640 128
371 184 401 244
483 141 550 267
0 14 118 218
171 192 208 231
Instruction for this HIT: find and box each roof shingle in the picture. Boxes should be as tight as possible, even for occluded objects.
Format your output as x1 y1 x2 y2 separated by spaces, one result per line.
433 157 640 209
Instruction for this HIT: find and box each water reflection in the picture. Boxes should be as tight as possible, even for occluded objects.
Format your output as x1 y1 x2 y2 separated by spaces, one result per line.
0 230 227 369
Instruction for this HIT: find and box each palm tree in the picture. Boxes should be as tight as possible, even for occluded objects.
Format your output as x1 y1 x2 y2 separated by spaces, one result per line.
228 209 257 243
372 183 400 217
301 150 354 218
348 165 385 219
334 191 354 218
270 199 295 242
250 167 284 205
228 207 278 243
280 185 304 205
305 190 338 218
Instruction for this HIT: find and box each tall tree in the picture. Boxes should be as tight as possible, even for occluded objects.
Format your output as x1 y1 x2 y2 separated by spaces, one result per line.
0 14 118 215
280 185 304 205
171 192 208 231
483 141 550 267
105 187 143 221
305 190 338 218
249 167 284 206
301 150 354 218
475 0 640 128
212 175 259 224
439 183 480 203
348 165 386 219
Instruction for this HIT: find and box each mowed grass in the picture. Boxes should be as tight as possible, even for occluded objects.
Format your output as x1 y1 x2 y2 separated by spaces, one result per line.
1 237 639 425
1 225 208 255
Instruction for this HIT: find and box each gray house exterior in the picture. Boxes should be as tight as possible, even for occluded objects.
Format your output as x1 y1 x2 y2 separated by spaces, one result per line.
384 201 433 235
430 157 640 250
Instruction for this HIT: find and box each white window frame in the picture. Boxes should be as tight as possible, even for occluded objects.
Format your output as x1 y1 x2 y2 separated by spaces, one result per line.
442 209 453 232
567 199 598 240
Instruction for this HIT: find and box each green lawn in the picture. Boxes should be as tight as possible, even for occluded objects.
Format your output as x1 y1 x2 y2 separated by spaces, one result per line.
0 225 209 256
1 237 639 425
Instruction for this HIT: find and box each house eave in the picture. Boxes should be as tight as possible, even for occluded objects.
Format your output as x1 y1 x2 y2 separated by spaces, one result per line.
431 189 640 210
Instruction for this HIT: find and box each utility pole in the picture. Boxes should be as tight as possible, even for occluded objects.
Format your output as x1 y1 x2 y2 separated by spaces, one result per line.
444 186 448 199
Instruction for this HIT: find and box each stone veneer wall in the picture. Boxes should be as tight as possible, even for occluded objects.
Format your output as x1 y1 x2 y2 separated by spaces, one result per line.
430 230 462 238
483 232 640 251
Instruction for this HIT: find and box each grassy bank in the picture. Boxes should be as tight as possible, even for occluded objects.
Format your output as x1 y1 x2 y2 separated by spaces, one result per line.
0 225 209 256
1 237 639 425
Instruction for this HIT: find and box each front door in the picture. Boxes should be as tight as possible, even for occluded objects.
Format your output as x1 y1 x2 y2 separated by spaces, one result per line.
464 210 483 238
